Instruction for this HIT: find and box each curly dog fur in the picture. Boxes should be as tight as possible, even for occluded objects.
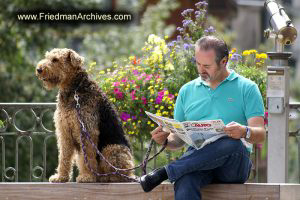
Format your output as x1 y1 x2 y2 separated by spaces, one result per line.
36 48 135 183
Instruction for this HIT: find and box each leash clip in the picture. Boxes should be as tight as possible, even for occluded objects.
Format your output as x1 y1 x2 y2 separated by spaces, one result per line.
74 91 80 108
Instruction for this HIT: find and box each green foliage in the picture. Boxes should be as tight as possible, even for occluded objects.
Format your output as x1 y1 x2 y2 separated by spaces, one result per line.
228 49 268 105
82 0 179 68
90 34 176 139
0 120 4 129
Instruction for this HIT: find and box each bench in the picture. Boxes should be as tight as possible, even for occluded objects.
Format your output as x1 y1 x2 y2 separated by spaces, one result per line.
0 182 299 200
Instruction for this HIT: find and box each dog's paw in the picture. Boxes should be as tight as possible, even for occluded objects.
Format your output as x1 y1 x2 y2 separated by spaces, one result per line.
76 174 97 183
49 174 69 183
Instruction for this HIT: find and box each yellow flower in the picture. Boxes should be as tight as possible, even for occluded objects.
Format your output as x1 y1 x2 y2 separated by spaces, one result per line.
160 106 164 110
242 50 250 56
90 61 96 66
260 53 268 59
129 56 135 61
151 124 155 127
147 121 151 125
138 120 141 124
230 48 236 53
99 70 105 74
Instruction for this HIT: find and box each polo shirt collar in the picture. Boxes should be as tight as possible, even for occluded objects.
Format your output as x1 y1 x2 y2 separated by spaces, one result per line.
195 70 238 87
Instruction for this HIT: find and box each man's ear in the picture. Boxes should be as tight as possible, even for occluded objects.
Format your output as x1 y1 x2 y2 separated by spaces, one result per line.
220 57 228 68
68 49 84 67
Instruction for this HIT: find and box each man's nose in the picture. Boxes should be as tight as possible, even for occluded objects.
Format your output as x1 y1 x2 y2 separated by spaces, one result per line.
37 68 43 74
198 65 205 73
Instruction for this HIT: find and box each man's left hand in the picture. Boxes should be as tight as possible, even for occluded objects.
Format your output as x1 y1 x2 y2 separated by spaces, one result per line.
223 121 246 139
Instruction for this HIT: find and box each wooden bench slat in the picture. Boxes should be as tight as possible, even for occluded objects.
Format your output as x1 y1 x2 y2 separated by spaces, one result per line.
0 183 299 200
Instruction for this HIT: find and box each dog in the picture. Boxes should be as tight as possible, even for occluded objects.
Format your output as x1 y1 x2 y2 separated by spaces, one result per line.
36 48 135 183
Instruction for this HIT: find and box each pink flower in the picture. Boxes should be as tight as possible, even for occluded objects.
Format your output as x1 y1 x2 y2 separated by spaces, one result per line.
168 94 175 99
121 78 127 83
264 112 268 125
146 75 153 80
131 90 137 100
120 112 131 121
133 70 139 75
155 96 163 104
141 96 147 104
113 82 120 87
115 92 124 100
158 90 165 97
114 88 119 93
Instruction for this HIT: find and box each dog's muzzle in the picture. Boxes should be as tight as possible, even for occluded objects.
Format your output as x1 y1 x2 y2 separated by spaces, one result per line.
37 68 43 74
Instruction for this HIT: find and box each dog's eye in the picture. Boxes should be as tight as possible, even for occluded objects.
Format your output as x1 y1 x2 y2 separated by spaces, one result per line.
52 58 59 62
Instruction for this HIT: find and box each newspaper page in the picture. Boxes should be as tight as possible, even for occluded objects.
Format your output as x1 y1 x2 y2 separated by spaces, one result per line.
145 111 226 150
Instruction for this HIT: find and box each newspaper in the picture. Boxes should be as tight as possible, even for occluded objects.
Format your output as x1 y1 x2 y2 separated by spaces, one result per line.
145 111 227 150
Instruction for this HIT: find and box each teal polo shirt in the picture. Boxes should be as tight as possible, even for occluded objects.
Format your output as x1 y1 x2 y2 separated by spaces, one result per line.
174 70 264 126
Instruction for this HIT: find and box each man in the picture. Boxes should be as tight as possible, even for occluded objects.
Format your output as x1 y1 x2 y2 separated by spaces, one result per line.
140 35 266 200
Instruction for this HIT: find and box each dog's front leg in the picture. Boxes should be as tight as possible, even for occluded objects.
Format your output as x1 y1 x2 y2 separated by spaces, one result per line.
49 132 75 183
75 134 98 183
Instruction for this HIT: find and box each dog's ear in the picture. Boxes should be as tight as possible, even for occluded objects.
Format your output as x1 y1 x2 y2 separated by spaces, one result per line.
68 49 84 67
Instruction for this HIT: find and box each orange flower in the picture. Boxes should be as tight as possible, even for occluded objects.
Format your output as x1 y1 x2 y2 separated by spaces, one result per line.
132 56 141 65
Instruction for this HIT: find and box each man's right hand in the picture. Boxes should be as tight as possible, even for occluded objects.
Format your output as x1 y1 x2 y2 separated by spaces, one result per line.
151 126 170 145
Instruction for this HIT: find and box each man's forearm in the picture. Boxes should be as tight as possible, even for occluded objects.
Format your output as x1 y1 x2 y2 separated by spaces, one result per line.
246 126 266 144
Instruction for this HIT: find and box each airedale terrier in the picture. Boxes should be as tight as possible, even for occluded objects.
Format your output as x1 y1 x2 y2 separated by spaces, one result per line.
36 48 135 183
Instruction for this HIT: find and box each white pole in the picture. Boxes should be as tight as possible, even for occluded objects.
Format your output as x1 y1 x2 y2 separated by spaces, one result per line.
267 61 290 183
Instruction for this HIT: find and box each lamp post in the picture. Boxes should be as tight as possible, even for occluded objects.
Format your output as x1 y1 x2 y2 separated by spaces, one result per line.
264 0 297 183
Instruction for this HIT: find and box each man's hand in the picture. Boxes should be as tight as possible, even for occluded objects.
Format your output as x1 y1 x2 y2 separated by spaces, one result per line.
224 121 246 139
151 126 170 145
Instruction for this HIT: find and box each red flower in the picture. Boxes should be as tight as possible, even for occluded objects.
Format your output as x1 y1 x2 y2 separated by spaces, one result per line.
132 56 141 65
264 112 268 125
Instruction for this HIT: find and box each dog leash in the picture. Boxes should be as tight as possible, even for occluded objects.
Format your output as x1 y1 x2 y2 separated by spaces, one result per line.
74 92 168 182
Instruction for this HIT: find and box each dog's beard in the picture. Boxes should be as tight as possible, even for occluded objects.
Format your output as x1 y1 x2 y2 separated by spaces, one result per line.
40 76 60 90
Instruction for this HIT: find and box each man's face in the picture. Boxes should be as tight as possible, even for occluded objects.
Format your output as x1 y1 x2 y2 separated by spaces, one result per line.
195 48 224 83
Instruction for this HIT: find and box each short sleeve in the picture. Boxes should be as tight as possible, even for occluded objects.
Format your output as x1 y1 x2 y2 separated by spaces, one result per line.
244 84 265 120
174 87 186 122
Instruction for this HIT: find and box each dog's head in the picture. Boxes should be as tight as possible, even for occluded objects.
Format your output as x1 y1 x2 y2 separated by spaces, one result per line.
36 48 84 90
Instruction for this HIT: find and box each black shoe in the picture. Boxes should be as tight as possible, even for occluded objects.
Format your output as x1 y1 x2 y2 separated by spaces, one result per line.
140 167 168 192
